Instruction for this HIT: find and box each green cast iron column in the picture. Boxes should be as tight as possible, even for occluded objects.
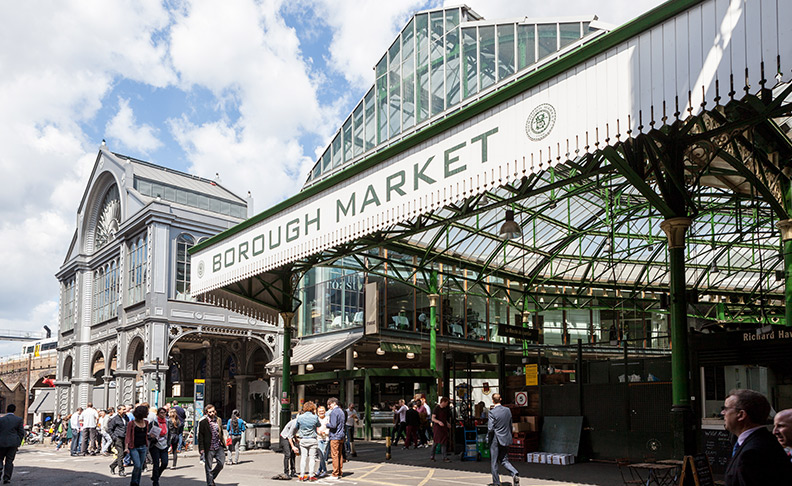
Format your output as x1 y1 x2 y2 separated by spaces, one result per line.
429 294 439 371
660 217 694 455
279 312 294 430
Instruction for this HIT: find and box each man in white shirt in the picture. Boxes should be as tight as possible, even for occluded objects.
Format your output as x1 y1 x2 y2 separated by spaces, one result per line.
345 404 359 457
80 402 99 455
278 416 299 479
69 408 82 456
98 409 113 454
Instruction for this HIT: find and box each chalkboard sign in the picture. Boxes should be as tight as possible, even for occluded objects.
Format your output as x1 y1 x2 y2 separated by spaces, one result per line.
679 454 715 486
702 428 732 474
538 416 583 456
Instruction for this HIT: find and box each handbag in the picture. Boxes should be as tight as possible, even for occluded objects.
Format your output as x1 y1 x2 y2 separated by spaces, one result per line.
225 436 232 446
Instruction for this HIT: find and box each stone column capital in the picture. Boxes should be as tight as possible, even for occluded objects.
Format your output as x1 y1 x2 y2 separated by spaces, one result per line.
777 219 792 241
660 217 692 249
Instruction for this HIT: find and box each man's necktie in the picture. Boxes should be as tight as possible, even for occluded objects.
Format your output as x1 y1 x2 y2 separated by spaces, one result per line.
732 442 741 458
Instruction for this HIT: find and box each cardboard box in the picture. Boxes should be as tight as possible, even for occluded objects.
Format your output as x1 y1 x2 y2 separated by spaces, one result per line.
511 421 533 433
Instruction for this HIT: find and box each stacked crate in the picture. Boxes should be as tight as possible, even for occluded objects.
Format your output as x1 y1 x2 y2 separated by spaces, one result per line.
508 432 539 462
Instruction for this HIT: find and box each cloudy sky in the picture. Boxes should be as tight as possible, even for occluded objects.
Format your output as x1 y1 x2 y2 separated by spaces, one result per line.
0 0 666 357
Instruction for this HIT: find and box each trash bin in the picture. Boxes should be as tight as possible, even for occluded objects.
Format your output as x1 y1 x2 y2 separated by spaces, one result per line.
260 423 271 449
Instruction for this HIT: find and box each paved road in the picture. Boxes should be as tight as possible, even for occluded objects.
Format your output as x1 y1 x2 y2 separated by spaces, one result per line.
9 442 623 486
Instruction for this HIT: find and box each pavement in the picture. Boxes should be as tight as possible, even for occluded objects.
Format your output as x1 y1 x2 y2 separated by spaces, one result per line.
9 441 625 486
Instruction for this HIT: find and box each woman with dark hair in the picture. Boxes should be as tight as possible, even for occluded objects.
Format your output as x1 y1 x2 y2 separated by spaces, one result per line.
167 409 181 467
125 405 150 486
149 407 170 486
225 409 246 465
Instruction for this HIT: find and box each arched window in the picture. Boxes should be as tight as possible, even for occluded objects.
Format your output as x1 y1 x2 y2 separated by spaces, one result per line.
93 258 119 323
175 234 195 300
127 235 147 304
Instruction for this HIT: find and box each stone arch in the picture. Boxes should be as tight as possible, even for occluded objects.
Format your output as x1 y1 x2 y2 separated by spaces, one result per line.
81 170 123 255
127 336 145 371
246 341 274 377
106 345 118 376
61 355 74 380
90 349 105 386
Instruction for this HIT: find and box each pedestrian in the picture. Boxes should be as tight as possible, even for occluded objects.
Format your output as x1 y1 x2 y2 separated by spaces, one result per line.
81 402 99 455
108 405 129 477
295 401 320 481
197 404 225 486
420 397 432 446
56 415 69 450
345 403 359 458
327 397 346 479
124 405 150 486
69 408 82 456
171 402 186 452
392 399 407 446
149 407 170 486
226 409 245 465
404 402 420 449
99 408 113 454
430 397 451 462
774 409 792 461
722 389 792 485
278 413 298 479
316 406 330 478
167 409 181 468
0 404 25 484
487 394 520 486
50 414 63 444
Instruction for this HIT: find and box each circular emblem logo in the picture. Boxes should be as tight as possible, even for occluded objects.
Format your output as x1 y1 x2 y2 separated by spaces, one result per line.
525 103 556 141
197 260 205 278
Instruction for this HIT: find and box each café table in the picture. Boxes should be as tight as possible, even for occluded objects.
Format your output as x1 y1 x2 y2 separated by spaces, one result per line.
627 462 678 486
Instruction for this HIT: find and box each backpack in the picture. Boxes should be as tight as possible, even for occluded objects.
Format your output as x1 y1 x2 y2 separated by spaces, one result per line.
231 418 240 434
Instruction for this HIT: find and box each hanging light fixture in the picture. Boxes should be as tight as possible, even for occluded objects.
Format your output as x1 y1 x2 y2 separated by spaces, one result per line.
391 365 399 370
406 352 415 359
306 363 314 371
353 350 358 358
499 209 521 240
376 347 385 355
711 263 720 274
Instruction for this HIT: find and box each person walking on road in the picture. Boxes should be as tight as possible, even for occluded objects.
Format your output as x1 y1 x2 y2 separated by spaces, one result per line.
197 404 226 486
722 389 792 486
345 403 359 457
149 407 170 486
167 409 181 468
125 405 150 486
0 404 25 484
487 394 520 486
171 402 186 452
392 400 407 446
327 397 346 479
108 405 129 477
226 409 246 465
430 397 451 462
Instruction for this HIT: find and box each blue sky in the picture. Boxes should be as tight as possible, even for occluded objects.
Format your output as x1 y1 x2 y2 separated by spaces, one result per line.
0 0 665 357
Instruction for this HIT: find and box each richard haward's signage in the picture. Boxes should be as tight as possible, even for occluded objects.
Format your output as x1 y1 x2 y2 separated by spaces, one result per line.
742 327 792 342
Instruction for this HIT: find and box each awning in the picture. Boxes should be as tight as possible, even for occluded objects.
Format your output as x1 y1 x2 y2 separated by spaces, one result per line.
29 390 55 414
267 331 363 368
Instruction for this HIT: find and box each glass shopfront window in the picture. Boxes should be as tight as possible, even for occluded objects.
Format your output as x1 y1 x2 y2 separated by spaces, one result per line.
298 267 364 337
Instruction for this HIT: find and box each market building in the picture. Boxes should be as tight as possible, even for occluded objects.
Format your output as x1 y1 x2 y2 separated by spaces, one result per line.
55 147 282 426
190 0 792 465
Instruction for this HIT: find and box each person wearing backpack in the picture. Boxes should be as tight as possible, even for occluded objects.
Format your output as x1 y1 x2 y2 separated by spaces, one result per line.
225 410 246 465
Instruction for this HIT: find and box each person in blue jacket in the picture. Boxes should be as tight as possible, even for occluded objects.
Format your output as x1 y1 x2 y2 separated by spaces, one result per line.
225 410 246 465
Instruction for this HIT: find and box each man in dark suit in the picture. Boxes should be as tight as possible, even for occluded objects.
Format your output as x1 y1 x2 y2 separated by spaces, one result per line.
487 394 519 486
722 389 792 486
0 404 25 484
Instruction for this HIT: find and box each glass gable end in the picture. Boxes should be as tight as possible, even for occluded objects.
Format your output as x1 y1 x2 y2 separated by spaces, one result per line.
304 6 607 186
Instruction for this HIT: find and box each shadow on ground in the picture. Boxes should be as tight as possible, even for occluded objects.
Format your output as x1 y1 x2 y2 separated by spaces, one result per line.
347 441 624 486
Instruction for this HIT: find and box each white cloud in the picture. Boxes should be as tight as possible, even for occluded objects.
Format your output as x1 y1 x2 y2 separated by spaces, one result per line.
309 0 432 92
106 98 163 153
167 0 325 208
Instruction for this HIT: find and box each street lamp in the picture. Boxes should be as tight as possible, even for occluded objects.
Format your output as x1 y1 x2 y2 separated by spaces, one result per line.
152 357 164 407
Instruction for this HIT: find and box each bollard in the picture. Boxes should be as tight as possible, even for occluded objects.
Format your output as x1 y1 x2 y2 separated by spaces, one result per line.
386 436 391 460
